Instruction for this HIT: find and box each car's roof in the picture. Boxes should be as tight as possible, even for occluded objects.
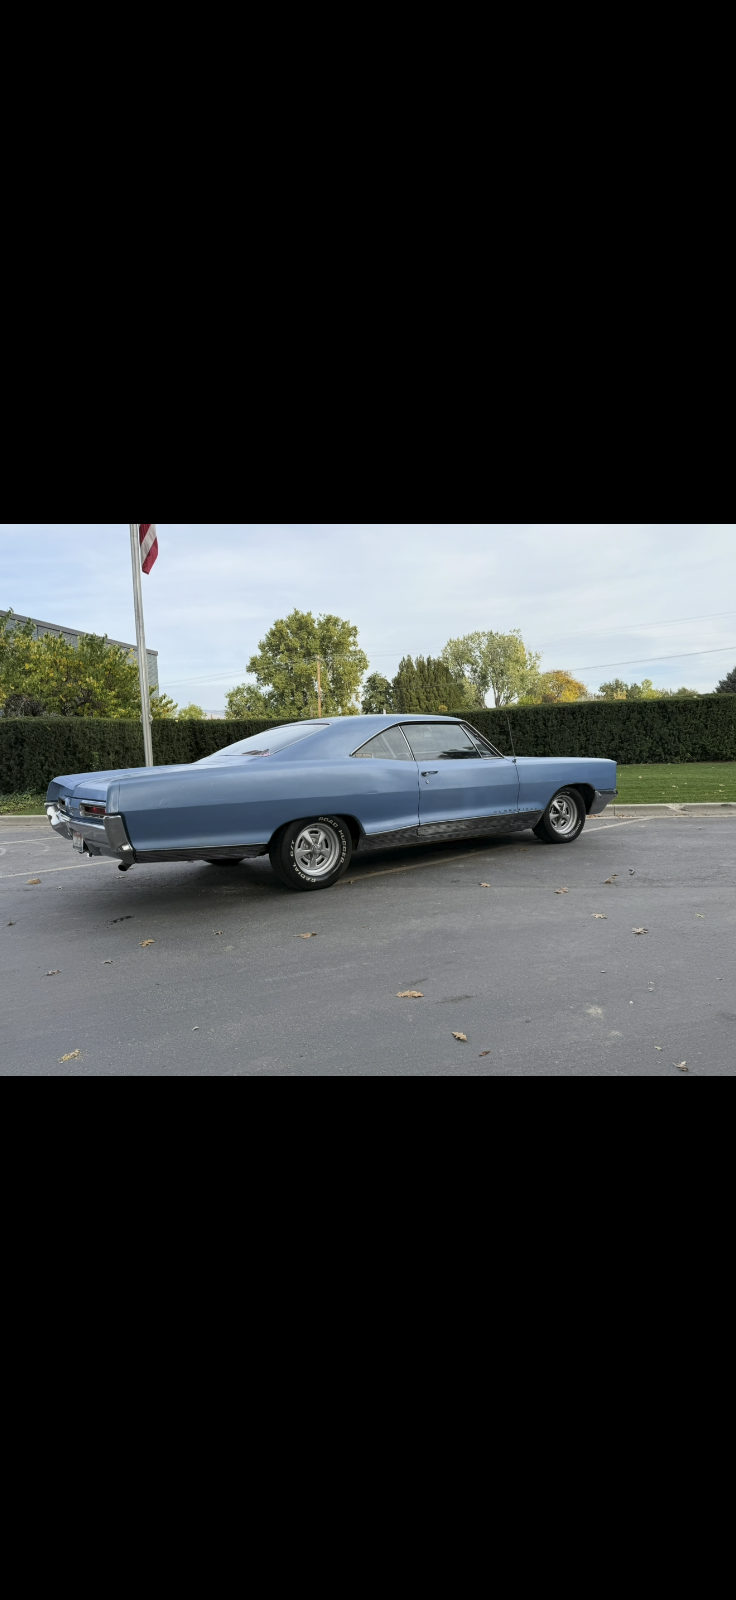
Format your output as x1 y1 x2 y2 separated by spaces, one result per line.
260 714 472 759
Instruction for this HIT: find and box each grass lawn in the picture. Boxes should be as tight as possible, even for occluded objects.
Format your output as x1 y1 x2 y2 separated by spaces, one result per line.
616 763 736 803
0 793 48 815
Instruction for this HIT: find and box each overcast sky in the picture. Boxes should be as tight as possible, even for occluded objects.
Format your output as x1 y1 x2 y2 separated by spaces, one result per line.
2 524 734 707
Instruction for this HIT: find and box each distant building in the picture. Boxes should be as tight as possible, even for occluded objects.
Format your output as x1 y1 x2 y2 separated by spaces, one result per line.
1 611 159 690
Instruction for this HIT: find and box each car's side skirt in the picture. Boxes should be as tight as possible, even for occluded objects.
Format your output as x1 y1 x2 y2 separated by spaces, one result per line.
134 844 269 863
356 814 543 851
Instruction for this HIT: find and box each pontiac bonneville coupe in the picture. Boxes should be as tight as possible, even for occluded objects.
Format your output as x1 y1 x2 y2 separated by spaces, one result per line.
46 716 617 892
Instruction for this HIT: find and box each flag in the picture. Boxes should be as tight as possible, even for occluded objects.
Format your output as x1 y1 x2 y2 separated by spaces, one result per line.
139 523 158 574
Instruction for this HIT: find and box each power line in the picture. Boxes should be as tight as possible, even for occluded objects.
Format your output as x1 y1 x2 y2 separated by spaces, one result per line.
569 643 736 674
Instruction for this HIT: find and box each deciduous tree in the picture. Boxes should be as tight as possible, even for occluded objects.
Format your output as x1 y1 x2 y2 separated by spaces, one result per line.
361 673 394 713
442 630 540 707
235 610 368 720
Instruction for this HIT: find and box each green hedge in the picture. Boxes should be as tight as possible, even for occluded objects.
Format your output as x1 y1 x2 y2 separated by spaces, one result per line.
2 697 736 792
0 718 290 794
456 696 736 763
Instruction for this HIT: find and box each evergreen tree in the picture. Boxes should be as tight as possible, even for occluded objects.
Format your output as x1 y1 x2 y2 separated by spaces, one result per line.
391 656 469 714
716 665 736 694
361 674 394 713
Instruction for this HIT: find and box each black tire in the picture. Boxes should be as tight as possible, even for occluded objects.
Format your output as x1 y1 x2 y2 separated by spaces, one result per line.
533 787 586 844
269 815 352 891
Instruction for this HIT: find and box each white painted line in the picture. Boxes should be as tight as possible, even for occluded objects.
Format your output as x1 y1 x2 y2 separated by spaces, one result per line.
0 861 117 882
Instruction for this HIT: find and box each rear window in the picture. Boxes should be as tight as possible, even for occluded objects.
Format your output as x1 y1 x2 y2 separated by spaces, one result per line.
196 724 330 763
352 727 414 761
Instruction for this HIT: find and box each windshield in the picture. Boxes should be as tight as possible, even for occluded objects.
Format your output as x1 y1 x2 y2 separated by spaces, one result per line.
196 724 330 763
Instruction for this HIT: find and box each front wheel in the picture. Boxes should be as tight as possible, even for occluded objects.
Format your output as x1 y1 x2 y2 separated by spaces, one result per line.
533 788 586 844
269 816 352 891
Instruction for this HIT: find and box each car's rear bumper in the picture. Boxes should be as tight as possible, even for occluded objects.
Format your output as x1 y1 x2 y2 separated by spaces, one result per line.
46 804 134 861
588 789 618 815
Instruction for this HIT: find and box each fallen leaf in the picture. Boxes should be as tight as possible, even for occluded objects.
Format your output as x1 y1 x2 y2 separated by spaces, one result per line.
298 933 319 938
214 931 223 936
674 1061 689 1073
480 883 491 888
45 970 61 977
27 879 41 886
603 877 617 885
629 870 635 874
555 888 569 895
592 914 607 919
695 914 705 919
479 1050 491 1057
103 960 113 965
140 940 154 947
397 990 424 999
452 1032 468 1042
654 1046 663 1051
7 922 16 926
58 1050 80 1063
632 927 648 935
192 1027 199 1031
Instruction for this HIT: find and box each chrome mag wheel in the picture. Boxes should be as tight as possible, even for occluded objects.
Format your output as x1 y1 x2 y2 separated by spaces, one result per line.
293 822 342 879
548 793 580 836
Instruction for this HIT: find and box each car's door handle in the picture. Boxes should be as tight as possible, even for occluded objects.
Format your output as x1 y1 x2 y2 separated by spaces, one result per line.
421 770 439 777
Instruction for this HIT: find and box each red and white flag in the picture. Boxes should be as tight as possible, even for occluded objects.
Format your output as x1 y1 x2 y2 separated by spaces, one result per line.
139 523 158 574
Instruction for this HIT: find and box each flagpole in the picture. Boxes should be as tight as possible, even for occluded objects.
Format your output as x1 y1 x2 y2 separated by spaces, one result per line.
129 523 154 767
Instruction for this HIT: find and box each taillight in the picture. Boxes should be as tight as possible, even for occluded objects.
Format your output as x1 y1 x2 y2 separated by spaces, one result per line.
79 802 106 818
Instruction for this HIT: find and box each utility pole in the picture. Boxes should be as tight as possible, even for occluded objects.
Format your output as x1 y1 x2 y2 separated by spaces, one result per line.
317 657 322 718
129 524 154 767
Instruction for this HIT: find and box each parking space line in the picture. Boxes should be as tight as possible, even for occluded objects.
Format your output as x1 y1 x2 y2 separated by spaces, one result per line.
0 861 117 882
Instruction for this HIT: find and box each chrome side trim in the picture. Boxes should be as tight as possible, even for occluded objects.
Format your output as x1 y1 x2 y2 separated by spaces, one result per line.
418 814 542 842
356 826 419 852
357 814 543 851
134 844 269 864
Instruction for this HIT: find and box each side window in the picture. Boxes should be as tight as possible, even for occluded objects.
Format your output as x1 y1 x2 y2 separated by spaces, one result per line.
462 725 504 759
352 727 414 760
401 723 481 761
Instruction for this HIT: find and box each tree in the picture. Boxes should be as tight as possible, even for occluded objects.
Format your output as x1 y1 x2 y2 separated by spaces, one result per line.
225 683 278 720
523 670 588 704
1 611 40 713
1 621 143 718
361 673 394 714
242 610 368 720
177 703 206 720
391 656 470 714
599 678 700 701
151 692 179 719
442 630 541 707
716 666 736 694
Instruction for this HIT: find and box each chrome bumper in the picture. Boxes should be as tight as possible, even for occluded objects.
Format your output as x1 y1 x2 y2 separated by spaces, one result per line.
589 789 618 816
46 804 134 861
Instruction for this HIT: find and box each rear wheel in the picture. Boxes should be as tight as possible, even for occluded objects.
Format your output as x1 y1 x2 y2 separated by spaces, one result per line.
533 787 586 844
269 816 352 891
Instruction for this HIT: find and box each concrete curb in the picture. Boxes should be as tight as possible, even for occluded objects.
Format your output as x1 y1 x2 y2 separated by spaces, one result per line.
607 803 736 818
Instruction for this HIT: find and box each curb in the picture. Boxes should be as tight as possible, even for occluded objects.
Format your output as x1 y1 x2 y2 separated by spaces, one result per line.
608 803 736 818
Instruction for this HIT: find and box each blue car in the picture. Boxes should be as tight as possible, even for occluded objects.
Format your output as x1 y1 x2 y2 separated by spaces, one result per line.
46 716 617 892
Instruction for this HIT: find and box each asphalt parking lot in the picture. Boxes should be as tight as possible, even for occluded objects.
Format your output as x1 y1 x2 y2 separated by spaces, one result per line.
2 811 735 1076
